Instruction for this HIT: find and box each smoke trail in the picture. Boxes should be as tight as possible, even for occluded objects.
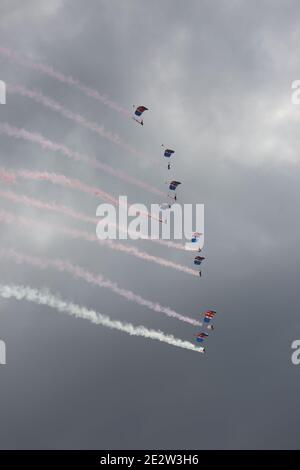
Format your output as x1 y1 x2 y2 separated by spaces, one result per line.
0 284 204 353
7 83 148 162
0 122 163 197
0 46 130 116
0 167 162 223
0 210 198 276
0 167 119 204
19 169 121 206
0 248 200 326
0 168 15 183
0 166 174 233
0 189 96 224
0 189 184 251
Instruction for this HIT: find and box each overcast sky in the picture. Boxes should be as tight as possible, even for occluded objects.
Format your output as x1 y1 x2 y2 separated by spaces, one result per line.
0 0 300 449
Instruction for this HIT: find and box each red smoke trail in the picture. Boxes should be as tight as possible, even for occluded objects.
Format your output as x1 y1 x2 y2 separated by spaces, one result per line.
0 209 198 276
0 168 15 183
19 169 121 205
0 167 162 223
0 189 96 224
0 46 130 116
0 189 184 250
6 83 148 162
0 248 200 326
0 123 163 197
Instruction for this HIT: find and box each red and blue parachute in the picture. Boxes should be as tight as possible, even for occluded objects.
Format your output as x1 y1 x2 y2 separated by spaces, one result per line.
196 332 209 343
132 105 148 125
194 255 205 266
203 310 216 324
162 146 175 170
164 148 175 158
194 310 217 345
191 232 202 243
168 180 181 191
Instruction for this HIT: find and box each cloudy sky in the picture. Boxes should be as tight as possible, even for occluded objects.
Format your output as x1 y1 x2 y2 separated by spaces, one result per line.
0 0 300 449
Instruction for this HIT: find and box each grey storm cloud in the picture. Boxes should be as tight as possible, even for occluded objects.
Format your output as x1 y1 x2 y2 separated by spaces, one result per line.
0 0 300 449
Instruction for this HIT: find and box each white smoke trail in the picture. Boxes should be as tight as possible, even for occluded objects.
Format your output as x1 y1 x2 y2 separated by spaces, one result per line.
6 83 148 162
0 209 198 276
0 283 204 353
0 122 163 197
0 248 200 326
0 46 130 116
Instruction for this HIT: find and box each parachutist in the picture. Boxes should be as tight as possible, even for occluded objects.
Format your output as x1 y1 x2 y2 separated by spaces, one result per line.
132 105 148 125
163 147 175 171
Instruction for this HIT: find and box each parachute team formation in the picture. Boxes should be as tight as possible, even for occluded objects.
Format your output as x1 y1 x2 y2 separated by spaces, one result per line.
0 46 218 354
132 105 217 350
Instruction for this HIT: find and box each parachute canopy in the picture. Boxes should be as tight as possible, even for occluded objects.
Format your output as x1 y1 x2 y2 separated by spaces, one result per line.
164 148 175 158
191 232 202 243
134 105 148 117
203 310 216 323
194 255 205 265
169 180 181 191
159 203 171 211
205 310 216 316
197 311 217 341
196 332 209 343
